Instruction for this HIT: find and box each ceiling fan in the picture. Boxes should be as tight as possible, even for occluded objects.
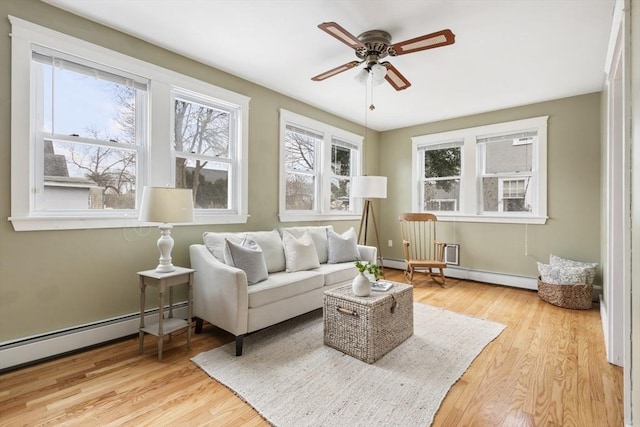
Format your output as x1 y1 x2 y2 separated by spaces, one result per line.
312 22 455 91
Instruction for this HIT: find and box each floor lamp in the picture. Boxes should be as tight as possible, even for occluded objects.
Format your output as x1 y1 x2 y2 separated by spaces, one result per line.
352 176 387 271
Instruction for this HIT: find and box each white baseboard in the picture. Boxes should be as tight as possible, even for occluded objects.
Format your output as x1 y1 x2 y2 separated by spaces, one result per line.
0 304 188 371
383 259 538 290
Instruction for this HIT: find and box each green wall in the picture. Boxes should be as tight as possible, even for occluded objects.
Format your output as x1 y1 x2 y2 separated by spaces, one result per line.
0 0 377 342
378 93 602 277
0 0 601 344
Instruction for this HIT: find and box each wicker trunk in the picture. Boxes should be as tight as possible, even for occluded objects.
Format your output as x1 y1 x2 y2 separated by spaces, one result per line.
537 278 593 310
323 282 413 363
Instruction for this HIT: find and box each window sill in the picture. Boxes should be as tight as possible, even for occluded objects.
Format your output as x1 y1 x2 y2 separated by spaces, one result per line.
9 213 249 231
433 213 548 225
278 213 361 223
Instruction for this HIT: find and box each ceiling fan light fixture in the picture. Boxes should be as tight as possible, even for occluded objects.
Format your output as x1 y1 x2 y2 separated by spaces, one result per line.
371 63 387 82
354 67 369 85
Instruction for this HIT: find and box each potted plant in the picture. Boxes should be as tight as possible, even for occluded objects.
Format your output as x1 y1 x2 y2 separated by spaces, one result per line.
353 261 382 296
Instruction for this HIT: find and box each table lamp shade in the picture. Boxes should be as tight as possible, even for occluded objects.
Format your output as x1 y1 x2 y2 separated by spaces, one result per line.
351 176 387 199
139 187 194 223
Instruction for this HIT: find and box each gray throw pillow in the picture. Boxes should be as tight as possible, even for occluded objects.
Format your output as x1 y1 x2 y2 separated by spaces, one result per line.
223 237 268 285
327 228 360 264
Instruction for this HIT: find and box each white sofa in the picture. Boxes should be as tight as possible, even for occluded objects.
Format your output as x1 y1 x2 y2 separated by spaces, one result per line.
189 226 377 355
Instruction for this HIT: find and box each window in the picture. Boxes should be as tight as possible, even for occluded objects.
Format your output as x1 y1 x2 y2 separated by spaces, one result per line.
419 142 462 212
279 109 362 222
173 92 239 212
10 16 249 230
412 116 548 224
32 48 147 214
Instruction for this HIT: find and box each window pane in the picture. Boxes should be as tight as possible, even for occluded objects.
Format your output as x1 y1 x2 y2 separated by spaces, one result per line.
424 179 459 211
331 177 351 211
331 144 352 176
482 177 531 212
175 158 229 209
483 139 532 174
286 172 315 210
42 139 136 210
174 99 230 157
285 128 317 172
424 147 461 178
41 62 139 143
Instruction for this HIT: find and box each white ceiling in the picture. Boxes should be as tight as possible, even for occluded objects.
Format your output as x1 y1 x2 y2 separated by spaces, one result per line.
44 0 615 131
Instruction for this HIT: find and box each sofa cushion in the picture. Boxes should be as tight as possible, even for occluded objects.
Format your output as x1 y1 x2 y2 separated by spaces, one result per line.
203 231 244 262
327 228 360 264
316 262 358 286
280 226 332 264
247 230 286 273
282 230 321 272
247 270 324 308
223 237 268 285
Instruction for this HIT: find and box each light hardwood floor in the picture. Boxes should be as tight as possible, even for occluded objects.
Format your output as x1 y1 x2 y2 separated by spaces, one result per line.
0 270 623 426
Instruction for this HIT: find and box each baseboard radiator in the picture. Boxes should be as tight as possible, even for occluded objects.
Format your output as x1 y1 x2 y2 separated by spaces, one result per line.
0 303 188 372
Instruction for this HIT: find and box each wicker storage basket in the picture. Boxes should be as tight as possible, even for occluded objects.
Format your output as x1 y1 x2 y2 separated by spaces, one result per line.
537 278 593 310
323 282 413 363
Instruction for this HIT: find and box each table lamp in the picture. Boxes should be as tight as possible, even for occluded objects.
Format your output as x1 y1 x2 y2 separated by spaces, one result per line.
139 187 194 273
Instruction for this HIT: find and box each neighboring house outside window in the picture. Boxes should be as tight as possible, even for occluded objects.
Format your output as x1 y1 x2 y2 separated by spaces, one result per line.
411 116 548 224
9 17 249 231
279 109 363 222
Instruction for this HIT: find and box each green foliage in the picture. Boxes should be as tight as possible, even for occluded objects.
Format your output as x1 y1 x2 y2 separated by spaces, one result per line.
425 147 461 192
355 261 383 280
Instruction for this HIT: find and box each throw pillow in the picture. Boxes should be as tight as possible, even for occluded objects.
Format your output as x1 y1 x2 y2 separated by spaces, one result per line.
203 231 245 262
280 226 332 264
327 228 360 264
247 229 286 273
549 254 598 285
223 237 268 285
537 262 588 285
282 230 321 272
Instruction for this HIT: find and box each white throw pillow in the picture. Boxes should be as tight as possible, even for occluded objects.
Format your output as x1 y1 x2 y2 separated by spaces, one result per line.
282 230 321 272
280 226 332 264
327 228 360 264
223 237 269 285
549 254 598 285
537 262 588 285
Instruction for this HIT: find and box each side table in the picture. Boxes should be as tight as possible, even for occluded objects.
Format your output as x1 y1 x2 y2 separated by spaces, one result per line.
137 267 195 361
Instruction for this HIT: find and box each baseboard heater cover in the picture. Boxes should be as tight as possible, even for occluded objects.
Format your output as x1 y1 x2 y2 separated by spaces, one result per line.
0 303 188 372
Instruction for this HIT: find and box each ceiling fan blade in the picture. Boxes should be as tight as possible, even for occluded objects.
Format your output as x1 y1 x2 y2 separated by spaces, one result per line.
318 22 365 49
311 61 360 81
389 29 455 56
381 62 411 91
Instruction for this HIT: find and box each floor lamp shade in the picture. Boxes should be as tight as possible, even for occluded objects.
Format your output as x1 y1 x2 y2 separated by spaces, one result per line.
139 187 194 273
351 176 387 199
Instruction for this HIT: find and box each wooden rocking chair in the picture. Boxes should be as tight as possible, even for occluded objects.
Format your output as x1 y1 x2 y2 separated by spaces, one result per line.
399 213 447 285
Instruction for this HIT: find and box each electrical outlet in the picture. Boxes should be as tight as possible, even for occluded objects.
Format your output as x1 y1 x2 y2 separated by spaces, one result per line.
388 240 393 247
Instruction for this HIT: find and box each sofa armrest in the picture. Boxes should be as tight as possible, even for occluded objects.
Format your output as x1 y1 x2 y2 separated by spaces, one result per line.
357 245 377 264
189 244 249 336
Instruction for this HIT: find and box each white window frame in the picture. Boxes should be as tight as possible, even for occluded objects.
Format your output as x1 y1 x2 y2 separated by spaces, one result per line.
9 16 250 231
411 116 548 224
278 109 363 222
418 140 464 213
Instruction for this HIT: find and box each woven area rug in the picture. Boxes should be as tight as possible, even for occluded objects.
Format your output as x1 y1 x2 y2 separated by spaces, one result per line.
192 303 505 427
